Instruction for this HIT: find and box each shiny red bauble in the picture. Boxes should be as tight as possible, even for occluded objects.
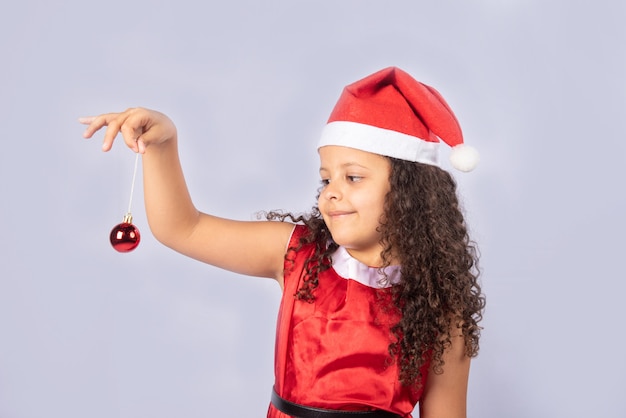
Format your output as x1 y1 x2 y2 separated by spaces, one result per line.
110 215 140 252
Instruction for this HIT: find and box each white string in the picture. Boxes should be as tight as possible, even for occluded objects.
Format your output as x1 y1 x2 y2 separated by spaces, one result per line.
127 153 140 215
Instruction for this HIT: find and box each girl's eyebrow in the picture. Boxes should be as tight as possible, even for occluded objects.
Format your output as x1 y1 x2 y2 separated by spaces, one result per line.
319 162 369 173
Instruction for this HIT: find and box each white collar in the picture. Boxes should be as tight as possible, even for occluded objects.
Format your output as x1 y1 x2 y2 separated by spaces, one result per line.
330 246 401 289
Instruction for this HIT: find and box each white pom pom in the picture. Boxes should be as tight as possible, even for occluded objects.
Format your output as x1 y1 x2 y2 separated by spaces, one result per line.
449 144 479 172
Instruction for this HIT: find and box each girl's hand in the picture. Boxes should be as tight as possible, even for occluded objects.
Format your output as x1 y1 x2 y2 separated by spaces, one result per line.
79 107 176 154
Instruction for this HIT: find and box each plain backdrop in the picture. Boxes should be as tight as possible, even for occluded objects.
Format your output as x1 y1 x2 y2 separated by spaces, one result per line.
1 1 625 417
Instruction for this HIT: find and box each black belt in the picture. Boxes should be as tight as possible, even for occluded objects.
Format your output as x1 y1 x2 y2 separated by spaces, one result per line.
271 389 402 418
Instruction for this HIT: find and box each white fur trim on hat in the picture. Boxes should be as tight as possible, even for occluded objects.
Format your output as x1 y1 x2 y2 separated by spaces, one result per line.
317 121 439 166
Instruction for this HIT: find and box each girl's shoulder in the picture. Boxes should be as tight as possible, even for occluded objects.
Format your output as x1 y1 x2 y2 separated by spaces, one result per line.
287 224 319 251
290 224 308 243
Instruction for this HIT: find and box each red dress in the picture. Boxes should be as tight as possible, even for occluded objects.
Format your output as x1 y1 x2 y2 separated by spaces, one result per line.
267 225 426 417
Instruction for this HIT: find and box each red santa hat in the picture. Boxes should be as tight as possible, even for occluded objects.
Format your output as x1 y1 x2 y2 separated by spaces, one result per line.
318 67 479 172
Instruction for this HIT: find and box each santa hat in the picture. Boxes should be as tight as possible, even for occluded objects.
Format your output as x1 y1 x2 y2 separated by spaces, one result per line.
318 67 479 172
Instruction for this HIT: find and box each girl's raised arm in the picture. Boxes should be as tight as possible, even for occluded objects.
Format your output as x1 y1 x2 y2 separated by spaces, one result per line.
81 108 294 285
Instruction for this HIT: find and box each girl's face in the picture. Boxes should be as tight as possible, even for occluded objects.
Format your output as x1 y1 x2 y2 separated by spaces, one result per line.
318 145 391 267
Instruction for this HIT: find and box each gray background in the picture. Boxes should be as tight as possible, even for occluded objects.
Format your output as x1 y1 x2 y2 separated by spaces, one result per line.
1 1 624 417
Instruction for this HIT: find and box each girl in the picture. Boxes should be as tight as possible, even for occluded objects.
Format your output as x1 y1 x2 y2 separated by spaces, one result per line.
81 67 484 418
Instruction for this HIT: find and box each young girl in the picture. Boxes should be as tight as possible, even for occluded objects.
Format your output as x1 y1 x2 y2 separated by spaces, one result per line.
81 67 484 418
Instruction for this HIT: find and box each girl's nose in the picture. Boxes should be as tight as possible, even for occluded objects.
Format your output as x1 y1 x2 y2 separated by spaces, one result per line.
322 181 341 200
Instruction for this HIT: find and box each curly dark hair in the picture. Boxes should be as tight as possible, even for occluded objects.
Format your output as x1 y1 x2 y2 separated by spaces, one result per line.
266 158 484 388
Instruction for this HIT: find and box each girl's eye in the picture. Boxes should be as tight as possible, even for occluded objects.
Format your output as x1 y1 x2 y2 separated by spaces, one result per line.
347 176 362 182
320 179 330 187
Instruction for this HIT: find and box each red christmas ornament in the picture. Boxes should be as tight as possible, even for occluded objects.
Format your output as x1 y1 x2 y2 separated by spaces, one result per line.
108 153 142 253
110 213 141 252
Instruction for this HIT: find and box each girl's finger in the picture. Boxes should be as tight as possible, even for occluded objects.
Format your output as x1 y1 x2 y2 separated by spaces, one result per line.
137 139 147 154
81 113 119 139
101 114 129 152
78 116 95 125
120 120 142 153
